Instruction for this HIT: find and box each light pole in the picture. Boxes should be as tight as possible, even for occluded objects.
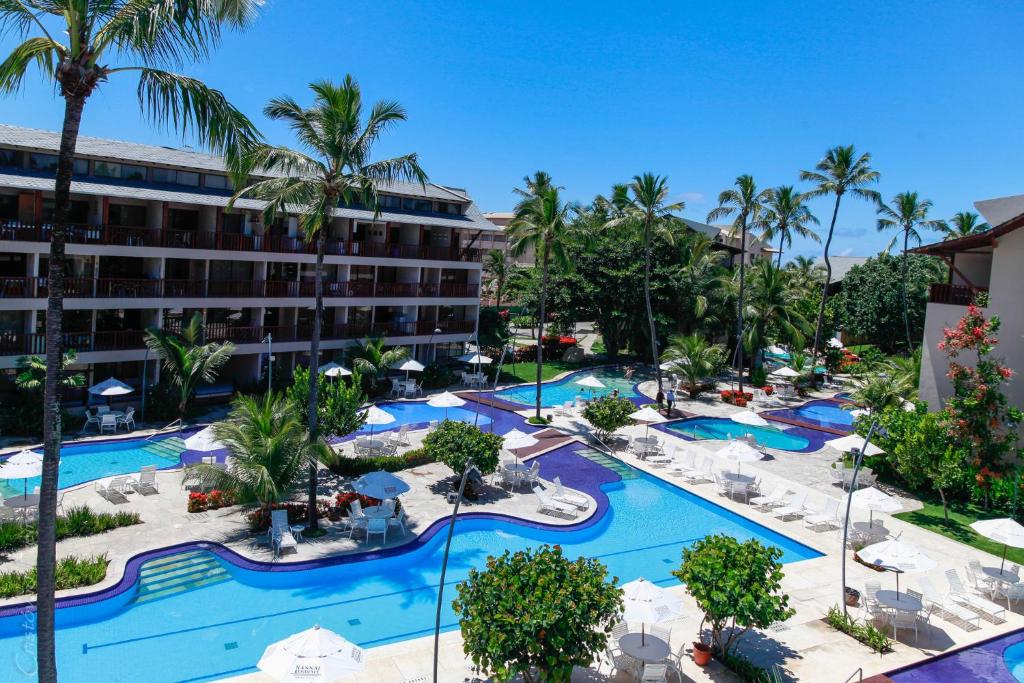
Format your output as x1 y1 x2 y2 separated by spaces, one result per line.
433 460 483 683
426 326 442 364
840 420 886 616
262 333 272 394
140 347 150 425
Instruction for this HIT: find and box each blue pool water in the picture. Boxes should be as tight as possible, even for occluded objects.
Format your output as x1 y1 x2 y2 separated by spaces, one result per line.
1007 641 1024 681
492 366 652 408
665 417 812 451
0 448 820 682
0 438 181 498
355 400 491 434
887 626 1024 682
786 400 854 431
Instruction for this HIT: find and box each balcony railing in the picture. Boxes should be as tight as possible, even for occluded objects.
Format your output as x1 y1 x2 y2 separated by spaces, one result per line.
0 276 479 300
0 221 483 262
929 283 987 306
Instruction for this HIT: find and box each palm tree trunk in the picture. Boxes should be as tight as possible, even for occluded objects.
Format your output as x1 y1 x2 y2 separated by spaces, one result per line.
643 222 662 393
900 229 912 350
736 218 747 392
812 195 842 379
306 226 326 531
535 246 549 420
37 92 86 683
777 233 785 269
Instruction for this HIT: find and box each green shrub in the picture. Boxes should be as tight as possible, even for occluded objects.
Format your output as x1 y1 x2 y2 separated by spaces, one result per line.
420 363 456 390
328 447 434 477
825 604 893 653
424 420 503 478
0 554 109 598
0 521 36 552
719 650 785 683
582 396 636 440
750 365 768 389
0 506 141 553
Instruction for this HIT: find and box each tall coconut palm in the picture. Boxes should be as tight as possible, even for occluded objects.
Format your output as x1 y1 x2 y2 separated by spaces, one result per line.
743 260 811 376
484 249 511 309
230 77 425 532
758 186 820 268
508 180 573 420
800 146 880 374
707 175 771 392
939 211 990 240
676 234 728 334
605 173 684 393
876 191 944 350
0 4 260 676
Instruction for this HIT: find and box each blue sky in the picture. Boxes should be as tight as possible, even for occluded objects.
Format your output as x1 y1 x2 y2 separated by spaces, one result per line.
1 1 1021 259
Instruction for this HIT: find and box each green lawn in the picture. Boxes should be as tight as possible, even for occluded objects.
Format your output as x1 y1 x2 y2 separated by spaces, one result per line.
894 500 1024 564
496 360 592 384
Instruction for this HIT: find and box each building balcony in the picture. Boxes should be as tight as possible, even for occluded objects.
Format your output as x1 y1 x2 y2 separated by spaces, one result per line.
929 283 988 307
0 277 479 300
0 319 475 357
0 221 484 263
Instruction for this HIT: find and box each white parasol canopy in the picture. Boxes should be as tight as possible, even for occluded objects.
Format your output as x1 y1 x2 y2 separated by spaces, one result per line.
717 439 764 473
427 391 466 419
970 518 1024 571
620 577 683 623
828 337 844 349
575 375 606 389
0 449 43 479
457 353 493 365
826 435 884 456
730 410 770 427
88 377 134 396
850 408 870 418
318 362 352 378
767 345 787 355
183 427 226 452
629 407 666 438
848 486 902 527
257 625 364 683
360 405 395 437
859 537 936 593
769 366 800 378
394 359 425 372
353 471 411 499
502 428 539 451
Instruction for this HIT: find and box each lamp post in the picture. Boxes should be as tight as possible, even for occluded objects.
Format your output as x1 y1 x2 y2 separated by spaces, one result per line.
426 326 442 364
433 460 482 683
840 420 886 617
140 347 150 425
263 333 272 394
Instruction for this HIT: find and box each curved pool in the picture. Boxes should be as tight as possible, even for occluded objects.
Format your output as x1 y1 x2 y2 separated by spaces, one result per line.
490 366 652 408
353 400 491 434
0 445 820 682
764 398 856 433
663 417 816 452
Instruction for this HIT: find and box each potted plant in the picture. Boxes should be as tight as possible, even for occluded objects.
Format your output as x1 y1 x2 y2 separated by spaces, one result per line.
692 641 713 666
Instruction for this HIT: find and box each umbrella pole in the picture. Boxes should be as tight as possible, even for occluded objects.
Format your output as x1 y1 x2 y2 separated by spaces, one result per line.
1002 544 1008 573
642 622 645 647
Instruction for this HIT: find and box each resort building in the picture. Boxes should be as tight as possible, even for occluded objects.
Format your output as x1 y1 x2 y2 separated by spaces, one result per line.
914 193 1024 411
0 125 496 397
480 211 533 266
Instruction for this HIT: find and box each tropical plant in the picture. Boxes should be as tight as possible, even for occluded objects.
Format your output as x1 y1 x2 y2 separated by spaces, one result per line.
346 336 410 389
144 313 234 422
189 393 313 512
0 554 109 599
508 174 574 419
483 248 512 308
423 420 502 497
286 366 367 440
889 348 922 397
784 255 825 290
758 186 820 267
661 334 725 398
605 173 684 393
800 146 881 374
939 211 990 240
846 364 913 416
229 77 425 532
15 350 84 392
673 534 794 658
876 192 945 349
708 175 771 392
675 234 729 334
0 4 260 670
453 544 623 683
582 395 636 440
742 260 811 376
825 605 893 653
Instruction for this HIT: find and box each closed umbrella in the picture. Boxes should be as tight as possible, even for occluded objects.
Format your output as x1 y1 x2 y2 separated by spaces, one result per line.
353 471 411 500
88 377 134 407
826 435 884 457
257 625 364 683
628 407 665 438
318 362 352 379
970 518 1024 572
427 391 465 419
848 486 902 528
620 577 683 646
859 537 936 595
0 449 42 497
360 405 395 438
716 439 764 474
575 374 606 401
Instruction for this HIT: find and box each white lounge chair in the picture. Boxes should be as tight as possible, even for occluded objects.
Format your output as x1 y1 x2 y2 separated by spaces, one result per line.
533 487 578 519
917 577 982 630
946 569 1006 621
774 491 808 520
804 497 841 530
392 424 411 446
682 458 714 484
268 509 297 557
555 400 574 417
131 465 159 494
552 476 589 509
96 476 130 501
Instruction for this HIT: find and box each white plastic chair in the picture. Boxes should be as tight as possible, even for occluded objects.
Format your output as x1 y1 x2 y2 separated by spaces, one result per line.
100 413 117 434
268 509 297 557
640 663 668 682
117 407 135 431
366 517 388 544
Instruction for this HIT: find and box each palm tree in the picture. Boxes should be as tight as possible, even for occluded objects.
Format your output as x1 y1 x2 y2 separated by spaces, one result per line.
15 350 84 392
230 77 425 532
847 365 913 415
660 334 724 399
347 336 410 388
508 180 574 419
800 146 880 373
876 191 944 350
940 211 990 240
605 173 684 393
707 175 771 392
484 249 511 309
0 5 260 673
743 260 811 377
758 186 820 267
190 393 314 511
143 313 234 422
676 234 729 334
784 255 825 288
888 348 922 399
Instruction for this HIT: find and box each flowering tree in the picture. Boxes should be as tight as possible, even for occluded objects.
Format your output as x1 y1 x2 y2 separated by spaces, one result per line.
937 305 1022 508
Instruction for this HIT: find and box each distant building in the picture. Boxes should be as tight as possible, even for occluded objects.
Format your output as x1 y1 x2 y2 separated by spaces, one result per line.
708 223 776 266
815 255 870 294
480 212 533 266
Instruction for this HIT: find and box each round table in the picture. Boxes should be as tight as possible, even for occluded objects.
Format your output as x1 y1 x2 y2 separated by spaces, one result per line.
355 438 385 455
852 521 888 537
982 566 1020 584
618 633 670 663
362 505 395 520
723 472 755 484
4 494 40 522
503 462 530 474
875 590 922 612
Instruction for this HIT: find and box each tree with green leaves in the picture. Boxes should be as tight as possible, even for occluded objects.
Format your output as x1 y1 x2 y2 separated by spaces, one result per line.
0 4 261 673
876 191 944 350
758 185 820 268
708 175 771 392
229 77 425 532
800 146 881 373
15 350 84 392
660 334 725 398
743 260 811 377
674 234 730 335
939 211 990 241
508 174 574 419
454 544 623 683
673 534 795 658
582 395 636 440
423 420 502 498
144 312 234 423
784 255 824 290
605 174 684 393
346 336 410 389
483 248 512 309
286 366 367 441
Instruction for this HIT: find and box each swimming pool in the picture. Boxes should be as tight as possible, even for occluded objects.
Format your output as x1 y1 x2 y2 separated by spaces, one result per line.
663 416 815 452
491 366 652 408
354 400 491 435
0 437 184 498
0 445 821 682
764 399 856 433
886 627 1024 682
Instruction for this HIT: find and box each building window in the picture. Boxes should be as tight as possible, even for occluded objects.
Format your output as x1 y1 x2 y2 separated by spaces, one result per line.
93 161 121 178
121 164 146 181
204 174 229 190
175 171 200 187
152 167 175 184
378 195 402 210
0 149 23 168
152 167 200 186
436 201 462 215
108 204 147 227
29 153 58 172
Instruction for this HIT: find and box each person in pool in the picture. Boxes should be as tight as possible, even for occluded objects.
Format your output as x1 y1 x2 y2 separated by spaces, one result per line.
623 367 635 381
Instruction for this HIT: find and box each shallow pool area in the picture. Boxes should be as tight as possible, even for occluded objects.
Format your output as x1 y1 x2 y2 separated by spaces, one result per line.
887 627 1024 682
353 400 491 434
663 416 818 452
0 445 821 682
490 366 652 408
764 398 856 433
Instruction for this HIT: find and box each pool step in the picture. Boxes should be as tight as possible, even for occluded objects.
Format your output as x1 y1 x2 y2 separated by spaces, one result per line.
134 551 229 604
140 437 186 461
576 449 638 479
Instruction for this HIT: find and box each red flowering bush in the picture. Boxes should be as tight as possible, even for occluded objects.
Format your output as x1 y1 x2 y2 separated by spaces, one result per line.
720 389 753 406
207 489 236 510
246 501 331 532
187 492 207 513
334 492 382 515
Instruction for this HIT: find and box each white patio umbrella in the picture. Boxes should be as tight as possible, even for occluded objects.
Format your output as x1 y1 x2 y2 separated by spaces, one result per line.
730 410 771 428
353 471 411 500
502 428 539 467
628 406 666 438
848 486 902 528
716 439 764 474
257 625 364 683
183 426 226 453
826 435 884 457
850 408 870 419
620 577 683 646
0 450 42 497
394 358 425 381
88 377 134 406
828 337 844 349
769 366 800 378
360 405 395 438
659 358 688 371
970 518 1024 572
767 345 787 356
456 353 493 365
318 361 352 379
427 391 466 419
575 374 606 401
859 537 936 595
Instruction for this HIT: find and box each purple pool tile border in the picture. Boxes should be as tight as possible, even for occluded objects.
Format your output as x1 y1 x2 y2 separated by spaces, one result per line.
651 415 836 453
762 398 856 435
0 443 617 619
887 627 1023 682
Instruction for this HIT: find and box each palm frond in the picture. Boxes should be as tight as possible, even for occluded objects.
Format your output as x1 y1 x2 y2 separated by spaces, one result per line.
0 35 60 92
